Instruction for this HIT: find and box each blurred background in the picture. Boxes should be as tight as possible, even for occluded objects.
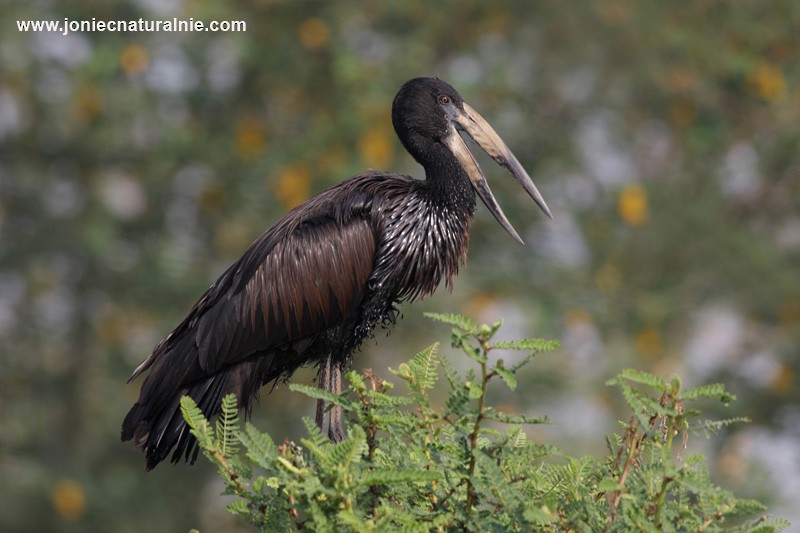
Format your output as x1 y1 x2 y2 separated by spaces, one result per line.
1 1 798 531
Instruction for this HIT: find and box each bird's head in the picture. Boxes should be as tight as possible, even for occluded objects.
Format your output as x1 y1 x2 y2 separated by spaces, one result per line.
392 77 552 243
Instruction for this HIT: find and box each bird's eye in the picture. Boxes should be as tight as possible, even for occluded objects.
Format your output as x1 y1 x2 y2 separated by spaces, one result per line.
438 95 450 105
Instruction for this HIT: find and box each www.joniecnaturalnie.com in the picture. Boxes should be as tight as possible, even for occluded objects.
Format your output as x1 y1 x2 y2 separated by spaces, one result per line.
17 18 247 36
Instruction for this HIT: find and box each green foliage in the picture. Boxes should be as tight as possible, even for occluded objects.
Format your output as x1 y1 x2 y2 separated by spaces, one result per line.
182 315 788 532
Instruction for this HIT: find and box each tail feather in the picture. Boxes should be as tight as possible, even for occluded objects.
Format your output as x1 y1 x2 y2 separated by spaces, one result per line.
122 353 284 470
166 372 230 468
122 368 233 470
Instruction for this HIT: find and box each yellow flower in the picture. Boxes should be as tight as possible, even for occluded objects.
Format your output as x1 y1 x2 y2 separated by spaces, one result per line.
634 328 663 359
235 116 267 160
72 85 102 124
770 363 794 394
52 479 86 521
119 43 148 75
618 184 649 227
358 126 394 170
749 62 787 102
298 18 330 50
273 164 311 211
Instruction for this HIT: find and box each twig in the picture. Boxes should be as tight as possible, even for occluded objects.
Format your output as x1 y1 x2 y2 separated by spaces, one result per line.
605 418 641 531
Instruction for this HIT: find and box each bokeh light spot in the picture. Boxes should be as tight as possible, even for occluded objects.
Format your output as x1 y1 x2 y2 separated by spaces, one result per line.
71 85 102 124
358 126 394 170
634 328 663 359
618 184 649 227
120 43 149 74
273 164 311 210
235 116 267 160
749 62 787 102
770 364 794 395
298 18 330 50
51 479 86 521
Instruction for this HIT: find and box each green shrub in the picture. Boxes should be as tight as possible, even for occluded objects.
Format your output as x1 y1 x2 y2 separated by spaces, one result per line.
181 313 787 532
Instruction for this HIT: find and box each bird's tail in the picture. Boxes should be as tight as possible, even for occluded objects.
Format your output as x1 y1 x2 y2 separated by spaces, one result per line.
122 353 279 471
121 369 234 470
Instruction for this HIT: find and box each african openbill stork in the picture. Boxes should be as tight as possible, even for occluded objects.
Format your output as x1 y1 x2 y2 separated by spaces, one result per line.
122 77 552 470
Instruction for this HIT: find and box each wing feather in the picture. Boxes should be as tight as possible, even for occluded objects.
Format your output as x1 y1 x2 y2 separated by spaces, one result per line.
127 176 381 394
193 216 376 373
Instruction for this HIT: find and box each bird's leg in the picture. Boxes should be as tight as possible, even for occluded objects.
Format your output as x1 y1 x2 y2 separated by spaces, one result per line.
327 360 345 442
314 357 331 435
315 356 346 442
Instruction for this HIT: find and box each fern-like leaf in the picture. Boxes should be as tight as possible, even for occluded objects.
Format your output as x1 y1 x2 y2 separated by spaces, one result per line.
609 368 667 393
424 311 478 334
475 449 524 515
615 381 659 428
692 416 750 438
484 409 551 425
365 390 414 407
492 338 560 352
328 425 367 469
493 359 517 391
681 382 736 404
409 342 439 391
745 515 792 532
289 383 349 406
445 385 470 418
238 422 278 470
438 350 463 389
180 395 215 449
302 416 333 451
216 393 240 458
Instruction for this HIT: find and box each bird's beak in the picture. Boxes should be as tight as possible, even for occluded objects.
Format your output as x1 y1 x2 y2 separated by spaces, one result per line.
443 102 552 244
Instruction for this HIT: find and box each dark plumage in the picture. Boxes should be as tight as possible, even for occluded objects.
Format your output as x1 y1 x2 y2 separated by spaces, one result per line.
122 77 551 469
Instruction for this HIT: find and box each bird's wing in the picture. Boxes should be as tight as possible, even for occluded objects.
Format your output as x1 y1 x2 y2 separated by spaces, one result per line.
129 183 379 382
195 214 377 373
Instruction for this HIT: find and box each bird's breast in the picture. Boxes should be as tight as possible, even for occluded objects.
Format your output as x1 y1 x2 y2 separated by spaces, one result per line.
370 192 473 303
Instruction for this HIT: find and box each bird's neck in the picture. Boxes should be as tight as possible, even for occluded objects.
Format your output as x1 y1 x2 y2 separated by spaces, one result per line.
422 144 477 215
